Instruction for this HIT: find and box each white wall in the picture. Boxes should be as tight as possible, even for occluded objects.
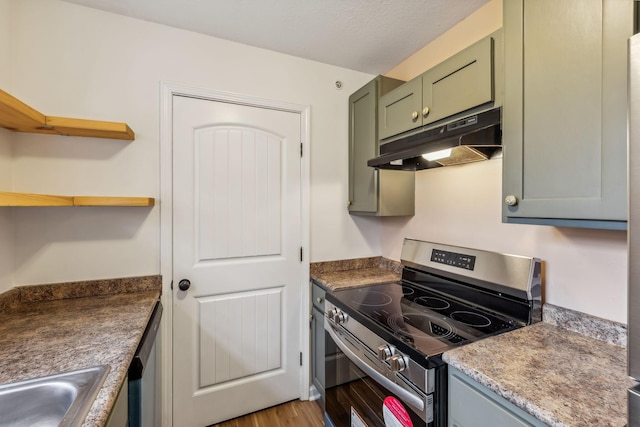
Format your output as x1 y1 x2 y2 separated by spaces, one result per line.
7 0 378 286
381 0 628 323
0 0 14 294
0 0 9 87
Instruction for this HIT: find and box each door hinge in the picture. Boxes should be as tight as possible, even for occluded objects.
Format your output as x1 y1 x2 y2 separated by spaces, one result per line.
300 247 303 262
170 280 173 290
300 142 303 158
300 352 303 366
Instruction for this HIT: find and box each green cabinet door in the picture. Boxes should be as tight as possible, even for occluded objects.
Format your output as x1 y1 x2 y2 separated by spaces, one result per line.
105 378 128 427
349 79 379 213
310 281 326 407
423 35 495 126
448 367 547 427
311 305 324 402
378 78 423 140
379 31 500 142
349 76 414 216
311 281 325 409
502 0 632 229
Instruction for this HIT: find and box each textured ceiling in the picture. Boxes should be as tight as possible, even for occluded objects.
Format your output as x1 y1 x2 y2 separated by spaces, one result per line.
60 0 489 74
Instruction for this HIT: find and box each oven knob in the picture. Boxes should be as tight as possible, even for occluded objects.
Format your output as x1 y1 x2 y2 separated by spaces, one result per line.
389 354 408 373
331 309 348 325
377 345 393 362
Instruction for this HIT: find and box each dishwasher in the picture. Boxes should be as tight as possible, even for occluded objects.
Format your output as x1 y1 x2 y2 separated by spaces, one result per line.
128 300 163 427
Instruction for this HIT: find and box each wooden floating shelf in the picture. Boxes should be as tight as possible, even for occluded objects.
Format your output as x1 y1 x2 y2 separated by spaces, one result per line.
0 89 135 140
0 192 73 206
0 90 147 207
73 196 155 207
0 192 154 207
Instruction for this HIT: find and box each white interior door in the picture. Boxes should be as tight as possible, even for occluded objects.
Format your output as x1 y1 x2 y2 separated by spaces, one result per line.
172 95 303 426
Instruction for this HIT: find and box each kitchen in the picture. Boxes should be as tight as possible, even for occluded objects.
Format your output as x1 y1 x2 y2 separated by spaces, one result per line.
0 0 631 426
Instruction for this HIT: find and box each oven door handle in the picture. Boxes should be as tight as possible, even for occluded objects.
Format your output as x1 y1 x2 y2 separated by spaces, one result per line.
326 322 425 413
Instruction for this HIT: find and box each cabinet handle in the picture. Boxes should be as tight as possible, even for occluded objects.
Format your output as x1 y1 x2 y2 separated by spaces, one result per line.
316 297 324 304
422 107 430 117
411 111 419 120
505 195 518 206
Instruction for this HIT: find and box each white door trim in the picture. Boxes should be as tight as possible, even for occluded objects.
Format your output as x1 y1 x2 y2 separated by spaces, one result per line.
159 81 311 427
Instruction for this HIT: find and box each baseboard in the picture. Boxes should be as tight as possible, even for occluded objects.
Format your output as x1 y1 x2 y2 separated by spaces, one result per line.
308 384 320 401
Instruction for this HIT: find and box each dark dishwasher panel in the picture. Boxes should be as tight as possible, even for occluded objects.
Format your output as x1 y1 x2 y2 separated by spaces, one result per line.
128 300 162 427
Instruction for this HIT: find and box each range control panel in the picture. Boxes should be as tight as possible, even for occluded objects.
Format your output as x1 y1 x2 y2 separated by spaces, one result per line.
431 249 476 270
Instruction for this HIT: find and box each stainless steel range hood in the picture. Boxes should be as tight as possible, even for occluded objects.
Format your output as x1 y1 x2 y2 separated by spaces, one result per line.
368 108 501 171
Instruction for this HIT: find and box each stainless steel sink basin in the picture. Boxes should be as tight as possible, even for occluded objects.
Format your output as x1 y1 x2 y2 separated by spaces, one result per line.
0 365 110 427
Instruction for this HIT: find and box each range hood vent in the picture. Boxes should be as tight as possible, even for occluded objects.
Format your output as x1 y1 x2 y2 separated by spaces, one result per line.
368 108 502 171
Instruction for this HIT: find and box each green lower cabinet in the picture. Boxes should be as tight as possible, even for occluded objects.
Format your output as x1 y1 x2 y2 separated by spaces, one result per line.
502 0 632 230
105 377 128 427
311 281 326 406
448 367 546 427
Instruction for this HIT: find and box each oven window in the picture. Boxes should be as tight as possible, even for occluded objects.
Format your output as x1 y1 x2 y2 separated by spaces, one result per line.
325 331 430 427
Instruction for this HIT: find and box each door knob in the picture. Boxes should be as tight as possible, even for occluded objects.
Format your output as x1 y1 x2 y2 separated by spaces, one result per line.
178 279 191 291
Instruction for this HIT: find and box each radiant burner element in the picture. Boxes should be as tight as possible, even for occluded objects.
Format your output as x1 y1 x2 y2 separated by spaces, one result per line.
402 286 415 296
352 290 393 307
450 310 492 328
387 313 458 343
415 296 450 310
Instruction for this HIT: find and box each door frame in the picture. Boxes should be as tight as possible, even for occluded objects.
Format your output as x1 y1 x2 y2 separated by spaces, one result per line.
159 81 311 427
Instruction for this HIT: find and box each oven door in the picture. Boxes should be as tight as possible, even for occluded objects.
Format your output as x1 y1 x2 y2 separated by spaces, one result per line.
325 321 432 427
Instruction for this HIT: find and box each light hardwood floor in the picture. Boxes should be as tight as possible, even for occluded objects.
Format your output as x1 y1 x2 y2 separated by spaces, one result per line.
210 399 324 427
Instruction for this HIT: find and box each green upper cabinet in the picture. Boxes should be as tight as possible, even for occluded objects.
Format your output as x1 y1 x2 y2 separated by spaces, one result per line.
422 36 495 126
379 32 500 141
502 0 633 230
348 76 414 216
378 78 422 140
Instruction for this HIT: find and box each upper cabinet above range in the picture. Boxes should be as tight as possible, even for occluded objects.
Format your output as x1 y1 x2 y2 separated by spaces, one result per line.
379 30 502 141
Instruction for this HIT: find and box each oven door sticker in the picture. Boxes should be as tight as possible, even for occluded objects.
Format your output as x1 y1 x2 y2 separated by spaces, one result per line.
351 407 369 427
382 396 413 427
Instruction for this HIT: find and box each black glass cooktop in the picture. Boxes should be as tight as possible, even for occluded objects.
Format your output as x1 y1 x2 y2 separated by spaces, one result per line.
328 280 519 357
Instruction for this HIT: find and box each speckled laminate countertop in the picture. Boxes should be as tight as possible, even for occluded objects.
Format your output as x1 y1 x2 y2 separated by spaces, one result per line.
310 256 401 290
0 275 161 426
443 304 634 427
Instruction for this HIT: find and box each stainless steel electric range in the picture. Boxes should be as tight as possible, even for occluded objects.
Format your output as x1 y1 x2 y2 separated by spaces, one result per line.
324 238 542 427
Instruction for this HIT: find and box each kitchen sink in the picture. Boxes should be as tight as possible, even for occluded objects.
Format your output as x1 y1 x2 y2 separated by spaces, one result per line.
0 365 110 427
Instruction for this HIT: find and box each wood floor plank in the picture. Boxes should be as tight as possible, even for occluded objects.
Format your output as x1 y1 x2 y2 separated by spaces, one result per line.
211 399 323 427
